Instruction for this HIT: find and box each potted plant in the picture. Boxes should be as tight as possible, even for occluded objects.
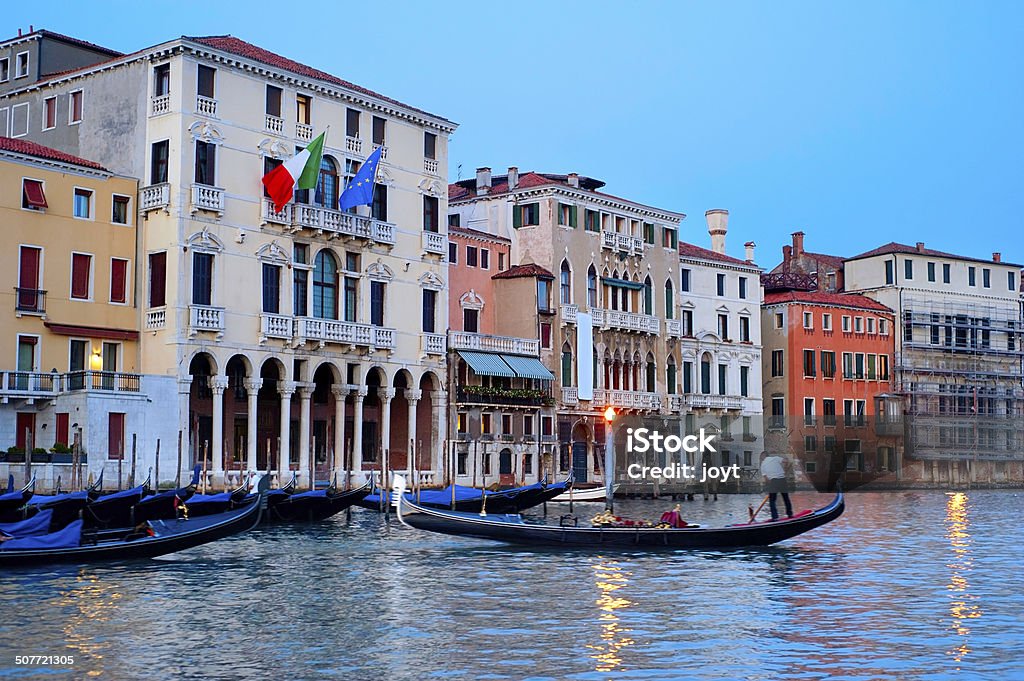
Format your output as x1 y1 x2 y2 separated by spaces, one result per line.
31 447 52 463
5 446 25 463
51 442 73 463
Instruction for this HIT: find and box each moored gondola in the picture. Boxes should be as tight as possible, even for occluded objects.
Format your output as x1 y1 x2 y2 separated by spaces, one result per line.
0 477 35 517
358 476 572 514
81 473 151 529
132 466 202 522
264 478 371 523
184 474 255 517
393 476 844 549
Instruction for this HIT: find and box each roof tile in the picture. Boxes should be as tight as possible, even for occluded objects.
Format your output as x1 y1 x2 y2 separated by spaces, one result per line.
492 263 554 280
0 136 107 171
763 290 893 313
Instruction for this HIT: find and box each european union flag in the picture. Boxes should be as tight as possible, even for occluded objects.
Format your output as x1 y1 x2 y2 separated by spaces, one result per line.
339 146 383 211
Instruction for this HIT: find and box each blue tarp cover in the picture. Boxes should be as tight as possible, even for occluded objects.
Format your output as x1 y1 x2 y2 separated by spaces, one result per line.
0 509 54 537
289 490 328 499
0 490 25 503
186 492 232 504
28 491 88 506
94 486 144 502
0 519 82 551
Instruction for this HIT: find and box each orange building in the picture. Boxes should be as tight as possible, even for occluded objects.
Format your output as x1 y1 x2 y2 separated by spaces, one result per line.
447 224 511 333
761 290 899 488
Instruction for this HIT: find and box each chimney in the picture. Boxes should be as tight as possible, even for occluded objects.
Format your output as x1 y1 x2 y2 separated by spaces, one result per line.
745 241 756 262
705 209 729 254
567 173 579 188
792 231 805 256
993 252 1001 263
17 28 22 37
782 245 793 266
507 166 519 190
475 167 491 196
29 24 34 33
916 242 925 253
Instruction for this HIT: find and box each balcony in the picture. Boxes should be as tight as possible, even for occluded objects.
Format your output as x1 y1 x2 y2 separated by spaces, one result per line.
561 304 578 324
424 158 439 175
150 94 170 116
593 308 660 334
141 183 170 213
448 331 540 356
594 389 661 411
0 370 141 399
423 333 446 355
190 184 224 216
346 136 362 154
296 123 313 142
261 200 293 226
561 387 579 405
289 202 395 245
377 146 388 161
260 313 292 342
14 288 45 314
601 230 643 256
0 371 58 400
678 394 744 411
665 319 686 337
189 305 225 335
457 385 550 408
294 318 395 350
146 308 166 330
265 115 284 135
876 417 904 437
422 231 446 255
196 95 217 117
64 371 141 393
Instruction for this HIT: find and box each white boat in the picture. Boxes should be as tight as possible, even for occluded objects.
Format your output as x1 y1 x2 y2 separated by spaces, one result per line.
551 485 614 503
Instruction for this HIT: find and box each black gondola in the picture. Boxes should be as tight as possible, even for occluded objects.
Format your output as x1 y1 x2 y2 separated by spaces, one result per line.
394 477 845 549
0 477 35 517
357 476 572 514
132 465 202 523
183 474 255 517
0 475 269 567
82 473 151 529
264 478 371 522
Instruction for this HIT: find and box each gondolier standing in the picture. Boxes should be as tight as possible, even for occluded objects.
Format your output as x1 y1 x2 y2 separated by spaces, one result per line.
760 451 793 521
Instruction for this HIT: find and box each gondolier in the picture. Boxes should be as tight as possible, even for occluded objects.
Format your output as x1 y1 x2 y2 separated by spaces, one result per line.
760 451 793 521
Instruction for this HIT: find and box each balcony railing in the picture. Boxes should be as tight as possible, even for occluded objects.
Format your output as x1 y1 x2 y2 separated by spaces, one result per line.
448 332 540 356
196 95 218 117
593 308 660 334
266 115 284 135
146 308 166 330
424 158 439 175
0 371 58 398
601 231 643 256
666 319 683 337
14 288 45 314
191 184 225 215
289 202 395 245
561 304 578 324
377 146 388 161
189 305 225 333
678 394 744 411
260 313 292 341
423 333 446 355
150 94 170 116
296 123 313 142
0 370 141 397
65 371 141 393
456 385 550 407
594 389 661 411
294 318 395 350
561 387 579 405
422 230 446 255
346 136 362 154
261 200 293 225
140 183 170 212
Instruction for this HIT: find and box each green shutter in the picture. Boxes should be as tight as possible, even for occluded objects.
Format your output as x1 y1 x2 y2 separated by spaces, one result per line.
569 205 578 228
513 205 522 229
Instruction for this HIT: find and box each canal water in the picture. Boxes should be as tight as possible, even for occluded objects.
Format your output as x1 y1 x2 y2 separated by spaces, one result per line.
1 490 1022 680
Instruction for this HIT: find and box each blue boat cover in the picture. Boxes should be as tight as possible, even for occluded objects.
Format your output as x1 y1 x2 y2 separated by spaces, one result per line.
137 489 180 505
0 519 82 551
28 490 88 506
186 492 232 504
289 490 328 499
94 485 145 502
0 509 54 537
0 489 25 503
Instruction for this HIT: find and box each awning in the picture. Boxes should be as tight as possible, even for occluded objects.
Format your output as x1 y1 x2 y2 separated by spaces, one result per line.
457 351 515 378
601 276 643 290
44 322 139 341
501 354 554 380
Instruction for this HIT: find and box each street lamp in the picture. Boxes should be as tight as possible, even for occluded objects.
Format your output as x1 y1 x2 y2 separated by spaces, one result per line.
603 406 615 512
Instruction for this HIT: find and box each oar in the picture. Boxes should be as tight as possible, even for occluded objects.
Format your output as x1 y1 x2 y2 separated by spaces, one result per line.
748 495 769 523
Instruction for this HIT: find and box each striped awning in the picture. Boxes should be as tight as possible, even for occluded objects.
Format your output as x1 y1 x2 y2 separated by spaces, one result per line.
457 351 516 378
601 277 644 290
501 354 555 380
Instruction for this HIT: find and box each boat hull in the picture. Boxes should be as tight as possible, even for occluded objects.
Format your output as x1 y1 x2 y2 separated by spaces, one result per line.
264 482 370 523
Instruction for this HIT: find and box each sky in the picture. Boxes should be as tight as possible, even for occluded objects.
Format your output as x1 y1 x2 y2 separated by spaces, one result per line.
7 1 1024 268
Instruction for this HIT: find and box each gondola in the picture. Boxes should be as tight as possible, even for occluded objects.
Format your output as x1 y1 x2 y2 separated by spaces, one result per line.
0 477 35 517
393 476 845 549
132 466 202 523
17 475 105 530
0 475 269 567
357 476 572 514
264 478 371 523
183 475 255 517
81 473 151 529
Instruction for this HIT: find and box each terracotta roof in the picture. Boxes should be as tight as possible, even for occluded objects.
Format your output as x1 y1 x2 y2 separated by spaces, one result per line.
847 241 1021 268
0 136 107 171
801 251 845 269
1 29 123 57
763 290 893 313
678 241 756 267
492 263 554 280
449 225 511 243
187 36 453 126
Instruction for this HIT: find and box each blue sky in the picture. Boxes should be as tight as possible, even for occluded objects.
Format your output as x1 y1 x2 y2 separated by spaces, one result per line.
9 1 1023 267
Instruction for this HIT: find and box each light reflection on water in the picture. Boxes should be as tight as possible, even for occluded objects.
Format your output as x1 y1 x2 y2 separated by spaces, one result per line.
0 491 1022 680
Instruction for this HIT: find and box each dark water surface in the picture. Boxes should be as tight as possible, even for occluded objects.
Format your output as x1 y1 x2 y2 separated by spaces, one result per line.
1 490 1022 680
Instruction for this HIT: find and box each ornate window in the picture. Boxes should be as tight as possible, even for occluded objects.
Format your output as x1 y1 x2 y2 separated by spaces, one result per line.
313 250 339 319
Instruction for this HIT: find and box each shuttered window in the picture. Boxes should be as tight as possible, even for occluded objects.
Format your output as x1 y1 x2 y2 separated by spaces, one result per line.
148 252 166 307
370 281 385 327
110 258 128 303
22 179 47 209
262 264 280 314
71 253 92 300
192 252 214 306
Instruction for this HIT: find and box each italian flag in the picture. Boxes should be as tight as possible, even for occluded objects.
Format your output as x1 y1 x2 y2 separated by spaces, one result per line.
262 131 326 212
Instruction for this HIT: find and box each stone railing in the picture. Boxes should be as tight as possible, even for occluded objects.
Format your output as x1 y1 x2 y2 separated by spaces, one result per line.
423 333 446 355
150 94 170 116
196 95 217 117
424 158 439 175
189 305 225 333
346 136 362 154
64 371 141 393
680 394 744 411
448 332 540 356
291 203 394 245
594 389 661 411
296 123 313 142
140 183 170 212
593 308 660 334
666 319 683 337
561 387 579 405
146 308 166 330
294 318 395 349
260 313 292 341
0 370 142 398
0 371 58 399
377 146 388 161
601 231 643 255
261 199 293 226
191 184 225 215
422 231 446 255
561 303 578 324
265 115 284 135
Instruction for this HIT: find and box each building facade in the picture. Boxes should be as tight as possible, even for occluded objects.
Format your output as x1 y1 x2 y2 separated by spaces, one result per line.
0 31 457 488
0 136 176 489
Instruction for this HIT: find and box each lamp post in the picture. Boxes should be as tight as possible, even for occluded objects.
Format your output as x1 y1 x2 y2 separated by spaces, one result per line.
603 406 615 513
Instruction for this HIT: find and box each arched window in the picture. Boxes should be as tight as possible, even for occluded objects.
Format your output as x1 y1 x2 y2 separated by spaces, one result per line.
667 356 677 394
312 250 339 319
643 276 653 316
316 155 339 209
645 354 656 393
561 344 573 385
587 265 598 308
560 260 572 305
664 280 674 319
700 352 712 395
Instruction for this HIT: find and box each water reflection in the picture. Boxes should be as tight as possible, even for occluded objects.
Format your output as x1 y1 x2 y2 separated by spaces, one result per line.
945 492 981 668
586 558 635 673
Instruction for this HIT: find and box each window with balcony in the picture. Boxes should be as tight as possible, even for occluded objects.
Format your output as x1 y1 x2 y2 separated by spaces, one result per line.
370 281 385 327
422 289 437 333
423 195 439 232
643 277 653 315
587 266 598 308
463 308 479 333
771 349 784 377
717 364 727 396
513 202 540 228
295 93 311 125
343 276 358 323
191 252 213 306
313 250 338 319
262 263 280 314
700 355 712 394
197 64 216 99
683 360 693 393
424 131 437 159
667 358 677 394
293 245 309 317
346 108 361 138
561 346 573 385
372 116 386 146
646 358 656 393
195 141 216 186
148 252 166 308
372 185 387 221
110 258 128 304
150 140 169 184
17 246 43 313
314 155 339 208
266 84 282 117
154 64 170 96
560 261 571 304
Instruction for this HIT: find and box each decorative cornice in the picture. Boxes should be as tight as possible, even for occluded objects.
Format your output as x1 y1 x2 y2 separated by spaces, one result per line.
186 227 225 253
255 240 289 264
418 271 445 291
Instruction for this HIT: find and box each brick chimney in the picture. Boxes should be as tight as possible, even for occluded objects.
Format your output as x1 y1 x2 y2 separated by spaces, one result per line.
745 241 756 262
916 242 925 253
475 167 491 196
507 166 519 190
567 172 579 188
993 252 1001 263
792 231 805 256
782 244 793 267
706 209 728 254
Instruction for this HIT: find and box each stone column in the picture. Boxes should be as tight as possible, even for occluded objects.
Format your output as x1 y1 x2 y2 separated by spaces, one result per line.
297 382 314 489
278 380 297 484
210 376 229 486
177 376 193 481
405 389 422 480
245 378 262 472
431 389 447 479
352 387 367 477
331 384 350 482
379 387 395 484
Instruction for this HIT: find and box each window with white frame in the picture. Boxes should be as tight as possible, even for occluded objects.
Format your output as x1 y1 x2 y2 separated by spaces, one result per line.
867 317 876 334
802 311 813 329
43 96 57 131
0 57 9 82
854 316 864 333
822 313 832 331
15 52 29 78
73 188 94 219
69 90 83 124
879 318 889 335
112 195 131 225
842 315 851 332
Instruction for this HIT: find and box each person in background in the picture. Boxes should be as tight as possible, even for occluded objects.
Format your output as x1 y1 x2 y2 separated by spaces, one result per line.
760 451 793 520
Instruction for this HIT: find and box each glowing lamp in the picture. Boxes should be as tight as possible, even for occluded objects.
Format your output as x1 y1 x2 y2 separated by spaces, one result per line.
603 406 616 423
